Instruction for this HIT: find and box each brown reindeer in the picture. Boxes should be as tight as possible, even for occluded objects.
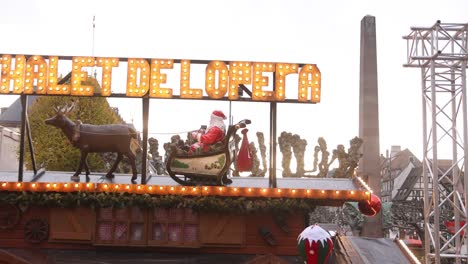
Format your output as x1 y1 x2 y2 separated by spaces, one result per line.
45 102 140 183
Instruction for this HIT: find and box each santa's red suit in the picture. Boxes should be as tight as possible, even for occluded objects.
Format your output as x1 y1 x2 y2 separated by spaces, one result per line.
190 110 227 154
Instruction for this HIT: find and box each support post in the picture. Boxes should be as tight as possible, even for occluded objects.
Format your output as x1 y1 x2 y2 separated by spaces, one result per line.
26 105 37 175
269 103 277 188
18 94 27 182
141 97 150 184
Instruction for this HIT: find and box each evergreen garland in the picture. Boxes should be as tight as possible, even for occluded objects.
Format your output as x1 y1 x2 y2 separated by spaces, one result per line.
0 191 316 214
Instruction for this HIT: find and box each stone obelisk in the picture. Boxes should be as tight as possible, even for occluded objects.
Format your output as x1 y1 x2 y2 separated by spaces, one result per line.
359 15 383 237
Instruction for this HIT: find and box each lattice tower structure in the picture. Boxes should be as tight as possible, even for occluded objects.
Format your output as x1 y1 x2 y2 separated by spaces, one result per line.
404 21 468 264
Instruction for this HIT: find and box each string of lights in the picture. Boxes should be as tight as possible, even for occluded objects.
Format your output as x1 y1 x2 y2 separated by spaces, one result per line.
0 181 370 201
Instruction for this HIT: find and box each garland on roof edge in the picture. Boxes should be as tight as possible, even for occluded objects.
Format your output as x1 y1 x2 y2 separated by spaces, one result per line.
0 191 316 214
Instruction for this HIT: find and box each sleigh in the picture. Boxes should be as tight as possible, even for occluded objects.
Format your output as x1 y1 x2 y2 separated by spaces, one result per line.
166 119 251 186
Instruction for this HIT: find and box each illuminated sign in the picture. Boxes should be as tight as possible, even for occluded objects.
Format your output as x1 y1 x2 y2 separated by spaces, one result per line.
0 54 321 103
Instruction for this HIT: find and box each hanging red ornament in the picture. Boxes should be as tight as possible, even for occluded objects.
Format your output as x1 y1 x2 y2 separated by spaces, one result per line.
236 128 253 172
358 193 382 216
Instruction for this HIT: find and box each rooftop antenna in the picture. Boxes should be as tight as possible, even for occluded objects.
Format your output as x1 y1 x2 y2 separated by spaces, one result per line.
92 15 97 78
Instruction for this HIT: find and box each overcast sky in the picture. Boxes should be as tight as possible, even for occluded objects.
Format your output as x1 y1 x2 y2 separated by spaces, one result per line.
0 0 467 166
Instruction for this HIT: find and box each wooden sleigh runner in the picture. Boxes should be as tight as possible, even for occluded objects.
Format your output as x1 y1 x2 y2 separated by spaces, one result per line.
166 119 251 186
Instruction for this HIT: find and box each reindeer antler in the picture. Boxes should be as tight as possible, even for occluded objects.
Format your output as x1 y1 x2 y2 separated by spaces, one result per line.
55 100 76 115
66 100 76 114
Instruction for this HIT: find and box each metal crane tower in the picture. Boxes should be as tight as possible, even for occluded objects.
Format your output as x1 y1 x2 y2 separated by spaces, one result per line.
403 21 468 264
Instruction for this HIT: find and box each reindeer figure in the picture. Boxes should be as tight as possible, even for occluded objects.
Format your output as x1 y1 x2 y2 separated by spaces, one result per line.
45 102 140 183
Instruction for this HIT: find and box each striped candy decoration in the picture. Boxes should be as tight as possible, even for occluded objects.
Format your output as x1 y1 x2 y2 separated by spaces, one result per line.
297 224 333 264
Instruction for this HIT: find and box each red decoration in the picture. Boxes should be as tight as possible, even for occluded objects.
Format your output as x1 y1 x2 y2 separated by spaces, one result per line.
297 225 334 264
445 220 466 236
237 129 253 172
358 194 382 216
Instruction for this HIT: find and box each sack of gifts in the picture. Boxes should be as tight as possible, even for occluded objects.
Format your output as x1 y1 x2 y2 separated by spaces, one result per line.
237 128 253 172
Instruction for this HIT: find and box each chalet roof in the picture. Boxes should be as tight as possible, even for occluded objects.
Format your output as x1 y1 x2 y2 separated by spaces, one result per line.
333 236 412 264
0 171 361 191
393 166 423 201
433 159 456 176
0 171 369 207
0 95 38 128
389 148 421 170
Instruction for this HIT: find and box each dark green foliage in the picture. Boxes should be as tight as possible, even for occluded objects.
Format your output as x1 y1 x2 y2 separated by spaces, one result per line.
0 191 316 214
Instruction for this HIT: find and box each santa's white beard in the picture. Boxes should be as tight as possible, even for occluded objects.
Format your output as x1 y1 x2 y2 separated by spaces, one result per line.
208 116 226 132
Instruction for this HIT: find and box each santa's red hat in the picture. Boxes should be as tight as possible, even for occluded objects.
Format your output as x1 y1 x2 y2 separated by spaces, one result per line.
212 110 227 120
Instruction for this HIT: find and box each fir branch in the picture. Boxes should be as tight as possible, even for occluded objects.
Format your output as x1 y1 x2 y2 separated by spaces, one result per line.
0 191 316 214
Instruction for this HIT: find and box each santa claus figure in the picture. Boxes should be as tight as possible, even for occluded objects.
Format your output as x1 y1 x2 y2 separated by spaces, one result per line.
190 110 227 154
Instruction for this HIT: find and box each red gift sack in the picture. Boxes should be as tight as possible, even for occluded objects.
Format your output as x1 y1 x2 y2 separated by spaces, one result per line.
237 129 253 172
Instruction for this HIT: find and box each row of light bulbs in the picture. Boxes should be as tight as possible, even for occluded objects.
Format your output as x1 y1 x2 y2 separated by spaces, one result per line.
0 181 369 201
2 55 320 103
354 176 374 194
